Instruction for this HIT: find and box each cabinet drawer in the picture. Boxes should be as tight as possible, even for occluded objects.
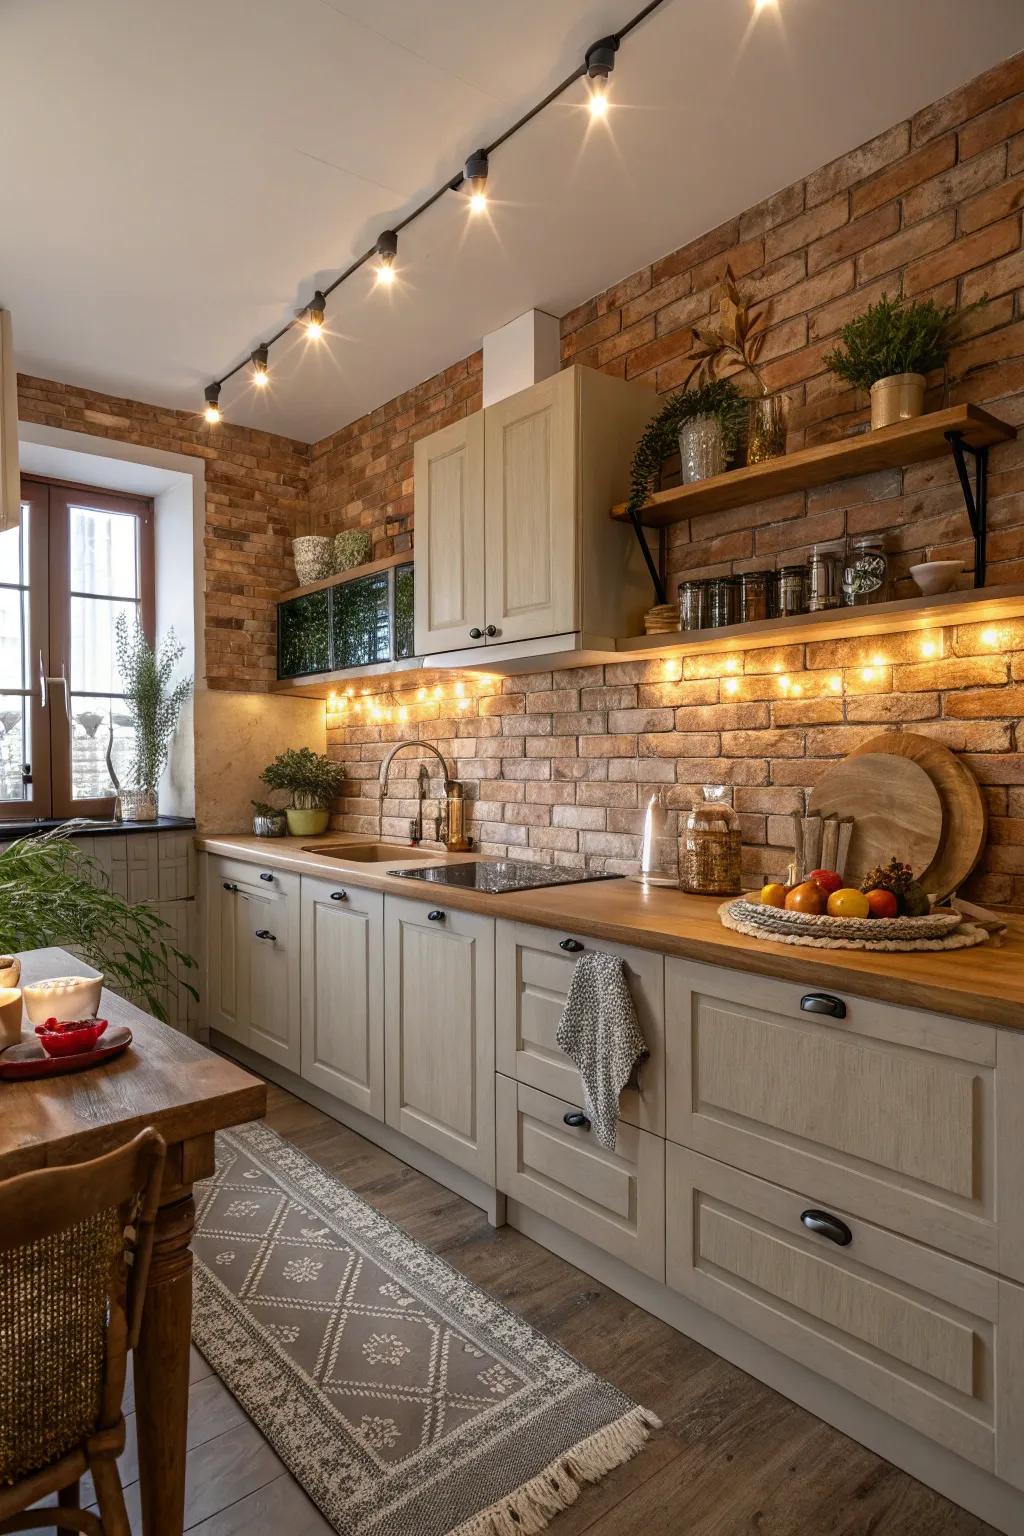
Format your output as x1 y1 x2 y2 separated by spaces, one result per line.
667 1145 1024 1483
495 921 665 1135
664 956 1022 1277
496 1075 664 1280
209 852 291 894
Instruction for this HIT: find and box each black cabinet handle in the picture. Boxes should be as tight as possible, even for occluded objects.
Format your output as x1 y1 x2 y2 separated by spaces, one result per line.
800 992 847 1020
254 929 277 943
259 871 274 882
559 938 584 953
800 1209 852 1246
485 624 498 637
469 627 483 640
330 889 348 902
563 1110 591 1130
427 909 445 922
222 881 238 892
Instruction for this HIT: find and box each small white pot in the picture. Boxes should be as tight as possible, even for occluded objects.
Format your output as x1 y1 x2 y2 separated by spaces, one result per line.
870 373 925 430
909 559 964 596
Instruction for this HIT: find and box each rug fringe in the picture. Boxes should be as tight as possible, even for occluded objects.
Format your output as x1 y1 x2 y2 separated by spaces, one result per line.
447 1405 662 1536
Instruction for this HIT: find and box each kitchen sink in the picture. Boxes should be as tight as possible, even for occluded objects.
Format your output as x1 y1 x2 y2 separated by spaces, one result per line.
304 842 440 863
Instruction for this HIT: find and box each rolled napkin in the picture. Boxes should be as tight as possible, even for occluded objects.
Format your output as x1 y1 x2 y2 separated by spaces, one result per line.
555 951 648 1152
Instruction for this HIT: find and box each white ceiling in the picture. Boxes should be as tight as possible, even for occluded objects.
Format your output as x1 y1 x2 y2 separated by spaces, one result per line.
3 0 1023 443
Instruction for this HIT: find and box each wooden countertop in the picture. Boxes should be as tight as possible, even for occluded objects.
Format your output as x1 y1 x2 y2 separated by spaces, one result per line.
197 833 1024 1031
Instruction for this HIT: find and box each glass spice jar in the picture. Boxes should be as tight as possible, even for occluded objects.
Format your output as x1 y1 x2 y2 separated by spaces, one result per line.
678 579 707 631
805 545 842 612
842 536 890 607
707 576 740 628
738 570 770 623
680 786 742 896
775 565 805 617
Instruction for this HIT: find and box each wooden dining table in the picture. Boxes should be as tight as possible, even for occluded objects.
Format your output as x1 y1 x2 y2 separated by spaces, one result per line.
1 948 267 1536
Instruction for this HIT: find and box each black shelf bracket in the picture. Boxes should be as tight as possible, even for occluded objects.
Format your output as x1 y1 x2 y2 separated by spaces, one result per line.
627 504 667 606
945 430 989 588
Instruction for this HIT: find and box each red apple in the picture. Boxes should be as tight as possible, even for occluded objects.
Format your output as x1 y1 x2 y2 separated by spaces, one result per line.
809 868 843 895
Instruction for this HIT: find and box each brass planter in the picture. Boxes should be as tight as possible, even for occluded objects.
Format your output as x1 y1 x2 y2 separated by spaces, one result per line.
870 372 925 430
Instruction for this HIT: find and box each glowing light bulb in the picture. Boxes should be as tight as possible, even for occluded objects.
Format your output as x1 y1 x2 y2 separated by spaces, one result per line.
469 190 487 214
870 653 887 668
981 627 1000 647
306 318 323 339
304 291 327 339
860 666 877 683
416 687 426 702
778 675 791 692
345 687 354 698
588 82 608 118
376 263 395 287
725 657 739 673
253 370 268 388
723 677 739 696
204 403 221 424
920 639 938 659
791 684 803 697
455 681 465 697
829 676 842 694
353 700 362 713
433 685 442 700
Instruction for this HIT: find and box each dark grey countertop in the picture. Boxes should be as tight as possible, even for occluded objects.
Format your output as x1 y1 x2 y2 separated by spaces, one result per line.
0 816 196 840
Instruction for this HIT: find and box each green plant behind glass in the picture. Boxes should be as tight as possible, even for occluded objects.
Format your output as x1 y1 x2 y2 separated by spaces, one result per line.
114 614 193 792
824 292 985 392
0 827 197 1023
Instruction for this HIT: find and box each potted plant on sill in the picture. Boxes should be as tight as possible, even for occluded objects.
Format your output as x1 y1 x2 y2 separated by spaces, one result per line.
627 379 747 518
113 615 192 822
823 292 984 430
259 747 345 836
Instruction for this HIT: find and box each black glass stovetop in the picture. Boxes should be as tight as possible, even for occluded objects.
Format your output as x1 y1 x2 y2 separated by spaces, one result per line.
388 859 623 895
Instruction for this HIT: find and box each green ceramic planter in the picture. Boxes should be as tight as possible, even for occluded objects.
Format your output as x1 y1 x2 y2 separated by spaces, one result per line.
285 807 330 836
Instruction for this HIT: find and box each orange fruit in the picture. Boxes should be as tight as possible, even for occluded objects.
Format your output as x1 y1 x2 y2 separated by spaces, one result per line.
864 888 898 919
827 887 870 919
784 881 827 914
760 883 788 908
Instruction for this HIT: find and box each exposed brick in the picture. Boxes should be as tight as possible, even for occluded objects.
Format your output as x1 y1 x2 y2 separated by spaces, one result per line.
902 145 1007 225
960 175 1024 235
806 122 910 207
904 216 1020 296
959 94 1024 161
764 195 849 264
912 54 1024 145
807 204 900 276
850 135 957 218
855 211 957 284
944 685 1024 719
962 248 1024 304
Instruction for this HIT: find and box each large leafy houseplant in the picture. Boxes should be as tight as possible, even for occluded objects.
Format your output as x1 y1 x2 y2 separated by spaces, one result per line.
260 747 345 835
114 614 193 807
0 827 196 1022
627 380 747 519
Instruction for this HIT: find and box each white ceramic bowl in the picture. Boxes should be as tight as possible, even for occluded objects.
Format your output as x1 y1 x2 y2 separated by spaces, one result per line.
22 975 104 1025
909 559 963 596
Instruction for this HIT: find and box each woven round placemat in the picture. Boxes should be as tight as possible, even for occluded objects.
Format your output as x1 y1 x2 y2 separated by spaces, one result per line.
720 898 989 952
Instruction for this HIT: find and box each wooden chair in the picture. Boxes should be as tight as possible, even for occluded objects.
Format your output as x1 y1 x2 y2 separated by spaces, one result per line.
0 1129 166 1536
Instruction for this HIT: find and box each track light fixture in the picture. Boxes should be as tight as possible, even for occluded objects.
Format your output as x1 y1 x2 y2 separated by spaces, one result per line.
375 229 398 286
251 344 269 385
464 149 489 213
585 36 619 115
203 382 222 424
303 291 327 338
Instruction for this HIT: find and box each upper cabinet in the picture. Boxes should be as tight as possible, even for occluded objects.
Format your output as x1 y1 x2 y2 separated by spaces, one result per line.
414 366 657 659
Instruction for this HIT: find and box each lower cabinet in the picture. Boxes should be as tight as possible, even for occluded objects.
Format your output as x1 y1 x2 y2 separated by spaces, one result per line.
383 895 496 1183
496 1074 665 1281
300 875 384 1120
206 854 301 1071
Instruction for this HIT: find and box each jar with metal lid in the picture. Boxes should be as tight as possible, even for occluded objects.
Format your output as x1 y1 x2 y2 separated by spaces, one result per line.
805 545 842 612
707 576 740 628
678 579 707 632
774 565 805 617
842 537 889 606
680 785 742 896
738 570 770 623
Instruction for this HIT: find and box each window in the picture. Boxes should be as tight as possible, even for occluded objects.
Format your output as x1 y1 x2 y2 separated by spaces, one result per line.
0 478 154 820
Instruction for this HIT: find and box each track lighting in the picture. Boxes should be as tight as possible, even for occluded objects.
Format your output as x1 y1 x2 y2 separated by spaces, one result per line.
304 292 326 338
585 36 619 116
375 229 398 286
464 149 488 213
203 383 221 424
251 345 269 386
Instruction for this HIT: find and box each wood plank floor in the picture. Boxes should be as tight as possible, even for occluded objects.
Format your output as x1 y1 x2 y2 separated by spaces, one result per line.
104 1079 997 1535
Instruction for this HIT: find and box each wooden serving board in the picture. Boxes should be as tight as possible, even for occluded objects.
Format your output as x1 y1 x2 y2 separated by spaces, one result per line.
808 753 942 887
849 732 987 900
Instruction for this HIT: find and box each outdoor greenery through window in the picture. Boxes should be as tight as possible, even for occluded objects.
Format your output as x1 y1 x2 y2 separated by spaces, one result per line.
0 478 154 820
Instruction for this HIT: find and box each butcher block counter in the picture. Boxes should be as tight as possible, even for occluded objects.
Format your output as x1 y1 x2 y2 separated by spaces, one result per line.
196 832 1024 1029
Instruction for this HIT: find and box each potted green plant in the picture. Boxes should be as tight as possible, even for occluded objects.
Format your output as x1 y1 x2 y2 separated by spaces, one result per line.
824 293 984 429
251 800 288 838
627 380 747 518
684 266 787 463
113 615 193 822
259 747 345 836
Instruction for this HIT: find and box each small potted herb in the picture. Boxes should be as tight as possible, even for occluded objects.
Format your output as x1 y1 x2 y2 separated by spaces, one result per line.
259 748 345 836
824 293 984 429
628 380 747 518
251 800 288 838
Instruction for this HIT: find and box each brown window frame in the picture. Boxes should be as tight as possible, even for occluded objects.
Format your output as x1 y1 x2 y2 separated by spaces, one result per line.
2 476 155 822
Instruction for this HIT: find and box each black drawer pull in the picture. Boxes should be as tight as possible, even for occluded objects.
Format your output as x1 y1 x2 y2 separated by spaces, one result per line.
427 909 445 922
563 1110 591 1130
254 929 277 943
259 871 274 882
800 992 847 1020
559 938 584 953
469 627 483 640
222 881 238 892
485 624 498 637
330 890 348 902
801 1209 852 1246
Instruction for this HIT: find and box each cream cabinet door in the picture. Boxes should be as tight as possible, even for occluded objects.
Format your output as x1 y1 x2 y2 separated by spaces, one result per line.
205 854 300 1071
483 369 578 644
413 412 485 654
300 875 384 1120
383 895 495 1182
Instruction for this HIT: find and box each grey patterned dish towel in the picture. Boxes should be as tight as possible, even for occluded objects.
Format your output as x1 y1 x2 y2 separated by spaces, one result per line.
555 951 648 1151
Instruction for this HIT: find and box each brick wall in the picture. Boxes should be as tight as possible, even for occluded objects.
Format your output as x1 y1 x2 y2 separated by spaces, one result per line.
16 374 310 692
325 51 1024 908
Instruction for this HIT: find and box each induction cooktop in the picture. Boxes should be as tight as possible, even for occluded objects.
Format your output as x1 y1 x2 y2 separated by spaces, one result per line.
387 859 623 895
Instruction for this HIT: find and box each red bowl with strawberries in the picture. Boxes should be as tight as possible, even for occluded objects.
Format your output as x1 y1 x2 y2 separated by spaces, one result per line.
34 1017 108 1057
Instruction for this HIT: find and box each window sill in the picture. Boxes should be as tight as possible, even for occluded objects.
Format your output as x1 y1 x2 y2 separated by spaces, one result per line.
0 815 196 839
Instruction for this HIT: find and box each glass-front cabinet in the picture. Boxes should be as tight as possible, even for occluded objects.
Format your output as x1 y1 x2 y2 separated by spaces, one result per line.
277 560 415 680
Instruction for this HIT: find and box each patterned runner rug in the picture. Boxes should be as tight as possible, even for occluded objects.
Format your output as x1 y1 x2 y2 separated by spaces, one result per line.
192 1124 660 1536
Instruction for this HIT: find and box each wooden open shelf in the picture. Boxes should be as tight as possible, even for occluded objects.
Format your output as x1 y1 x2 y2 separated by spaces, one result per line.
610 405 1013 528
277 550 408 605
615 583 1024 657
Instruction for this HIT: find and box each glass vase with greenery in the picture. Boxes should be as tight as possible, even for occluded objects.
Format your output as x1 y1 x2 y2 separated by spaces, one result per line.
114 614 193 820
0 827 197 1023
627 380 747 516
259 747 346 836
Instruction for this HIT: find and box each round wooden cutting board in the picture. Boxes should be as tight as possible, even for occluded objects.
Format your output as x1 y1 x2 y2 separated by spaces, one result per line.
808 752 942 888
848 732 988 900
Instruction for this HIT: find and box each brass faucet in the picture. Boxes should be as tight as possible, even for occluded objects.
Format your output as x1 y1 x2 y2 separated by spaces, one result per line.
378 740 473 852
